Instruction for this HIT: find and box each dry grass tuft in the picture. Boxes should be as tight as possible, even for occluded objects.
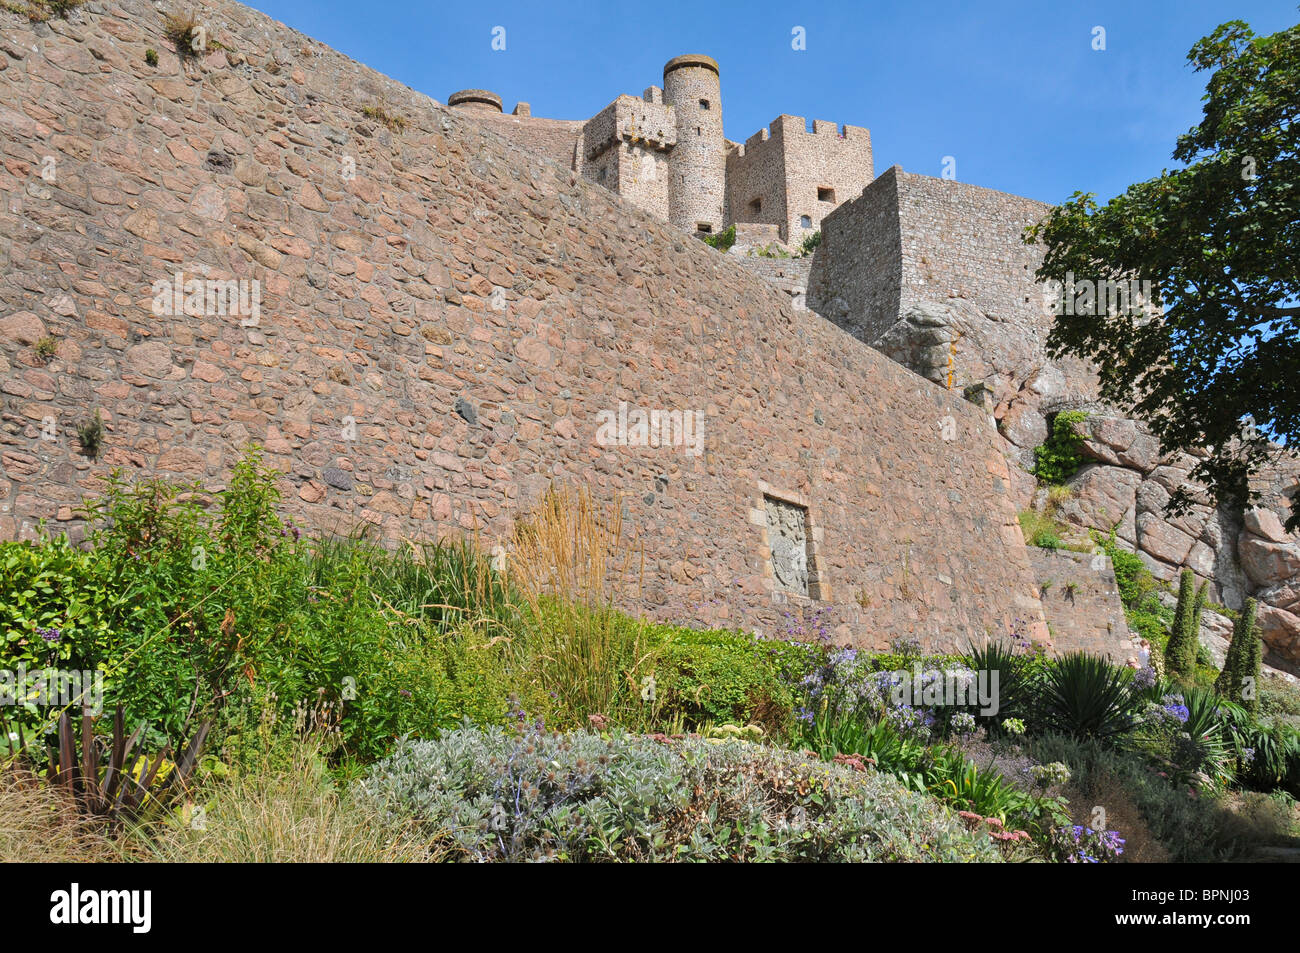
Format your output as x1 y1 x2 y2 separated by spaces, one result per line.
360 102 407 133
0 771 125 863
1062 771 1169 863
507 483 641 607
139 730 435 863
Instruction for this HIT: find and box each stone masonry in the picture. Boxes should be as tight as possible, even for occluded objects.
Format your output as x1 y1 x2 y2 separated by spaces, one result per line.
0 0 1053 655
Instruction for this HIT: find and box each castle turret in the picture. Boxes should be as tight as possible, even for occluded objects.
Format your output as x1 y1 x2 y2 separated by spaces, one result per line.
662 55 724 235
447 89 503 113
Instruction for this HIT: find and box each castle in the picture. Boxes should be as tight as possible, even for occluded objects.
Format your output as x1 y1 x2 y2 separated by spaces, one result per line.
446 54 873 244
1 1 1297 673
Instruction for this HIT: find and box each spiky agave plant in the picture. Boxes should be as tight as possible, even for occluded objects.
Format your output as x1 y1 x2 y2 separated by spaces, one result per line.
1170 687 1233 784
1040 653 1140 743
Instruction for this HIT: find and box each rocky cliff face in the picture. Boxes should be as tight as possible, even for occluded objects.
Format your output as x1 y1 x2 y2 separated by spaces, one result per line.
867 293 1300 675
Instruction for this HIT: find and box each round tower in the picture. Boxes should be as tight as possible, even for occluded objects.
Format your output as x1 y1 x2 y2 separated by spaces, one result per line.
662 54 725 234
447 89 503 113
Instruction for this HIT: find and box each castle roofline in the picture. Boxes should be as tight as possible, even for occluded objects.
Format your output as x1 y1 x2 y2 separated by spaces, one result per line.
663 54 719 77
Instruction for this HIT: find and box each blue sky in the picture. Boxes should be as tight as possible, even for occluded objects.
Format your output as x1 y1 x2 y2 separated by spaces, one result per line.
245 1 1295 204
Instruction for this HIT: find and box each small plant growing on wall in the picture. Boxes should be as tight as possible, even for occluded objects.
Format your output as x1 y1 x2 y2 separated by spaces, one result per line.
161 11 222 56
1032 410 1090 485
797 230 821 257
701 224 735 253
33 335 57 364
75 409 104 460
12 0 84 23
145 47 159 66
361 102 407 132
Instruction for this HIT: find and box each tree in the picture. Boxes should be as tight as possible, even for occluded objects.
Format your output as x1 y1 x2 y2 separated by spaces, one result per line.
1026 17 1300 529
1215 598 1261 713
1165 570 1201 679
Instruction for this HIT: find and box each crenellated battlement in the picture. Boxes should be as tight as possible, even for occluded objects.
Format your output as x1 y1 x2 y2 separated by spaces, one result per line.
447 54 872 241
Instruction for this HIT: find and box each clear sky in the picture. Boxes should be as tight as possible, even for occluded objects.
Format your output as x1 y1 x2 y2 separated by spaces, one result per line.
244 1 1295 205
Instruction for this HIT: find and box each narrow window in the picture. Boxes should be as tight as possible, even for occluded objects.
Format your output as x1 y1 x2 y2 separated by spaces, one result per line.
799 214 812 229
749 198 762 214
696 223 713 234
699 98 710 110
817 186 835 202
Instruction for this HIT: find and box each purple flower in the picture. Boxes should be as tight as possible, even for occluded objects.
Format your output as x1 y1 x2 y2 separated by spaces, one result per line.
37 627 61 643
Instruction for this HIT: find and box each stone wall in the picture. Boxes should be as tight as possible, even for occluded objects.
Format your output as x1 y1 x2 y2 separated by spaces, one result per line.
731 254 812 312
447 107 583 172
0 0 1052 654
808 167 902 342
1026 548 1135 664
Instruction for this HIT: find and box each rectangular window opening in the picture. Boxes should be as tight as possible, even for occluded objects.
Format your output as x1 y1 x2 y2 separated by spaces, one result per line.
817 186 835 203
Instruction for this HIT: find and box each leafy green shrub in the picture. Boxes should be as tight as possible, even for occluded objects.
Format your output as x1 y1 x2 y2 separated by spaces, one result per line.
361 725 998 862
701 225 735 253
797 230 821 256
1219 703 1300 796
2 450 496 760
1032 410 1089 485
0 534 119 680
1041 653 1140 743
1093 531 1173 657
655 627 806 735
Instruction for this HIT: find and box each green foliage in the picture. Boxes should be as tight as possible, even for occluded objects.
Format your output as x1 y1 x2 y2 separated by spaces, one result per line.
1165 570 1203 680
965 640 1050 732
0 534 119 683
1025 17 1300 531
797 230 821 257
362 724 998 862
1093 530 1174 655
2 452 822 763
1041 652 1140 742
701 224 735 253
33 336 56 364
144 48 159 66
1215 598 1261 711
805 710 1065 843
655 627 805 735
1018 508 1065 549
1031 411 1089 485
1220 704 1300 796
1171 686 1234 782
